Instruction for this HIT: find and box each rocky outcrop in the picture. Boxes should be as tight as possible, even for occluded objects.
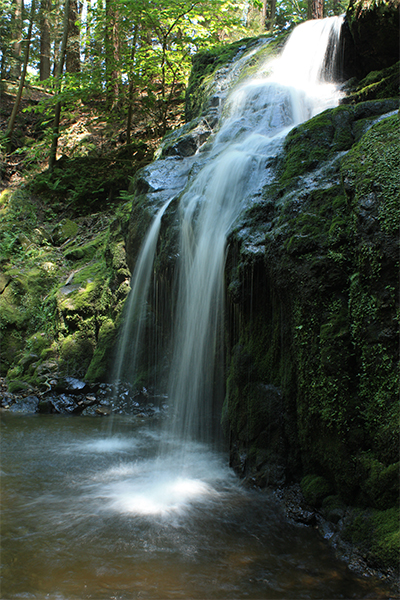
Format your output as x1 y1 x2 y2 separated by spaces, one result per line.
342 0 400 79
0 200 133 392
223 102 399 572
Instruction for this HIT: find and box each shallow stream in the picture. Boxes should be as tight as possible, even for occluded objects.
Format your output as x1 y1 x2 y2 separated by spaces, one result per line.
0 414 392 599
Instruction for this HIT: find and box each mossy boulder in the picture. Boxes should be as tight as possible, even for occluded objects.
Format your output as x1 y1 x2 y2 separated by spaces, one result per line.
85 318 117 382
301 474 334 508
58 332 95 379
343 506 400 571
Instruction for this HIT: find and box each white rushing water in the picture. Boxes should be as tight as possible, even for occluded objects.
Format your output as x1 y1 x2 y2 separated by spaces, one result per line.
168 16 344 441
114 16 344 444
112 197 173 387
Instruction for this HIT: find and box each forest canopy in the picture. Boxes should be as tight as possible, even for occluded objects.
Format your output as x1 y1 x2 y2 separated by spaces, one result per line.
1 0 349 163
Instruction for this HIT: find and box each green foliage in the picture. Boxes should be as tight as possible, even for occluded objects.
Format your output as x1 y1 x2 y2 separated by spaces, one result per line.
28 152 146 214
343 506 400 570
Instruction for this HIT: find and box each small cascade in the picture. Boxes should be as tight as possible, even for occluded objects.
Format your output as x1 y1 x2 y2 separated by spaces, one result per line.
114 16 344 444
112 198 172 388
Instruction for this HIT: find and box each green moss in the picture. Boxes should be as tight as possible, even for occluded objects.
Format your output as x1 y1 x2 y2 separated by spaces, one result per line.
85 318 116 381
63 232 107 262
343 506 400 570
346 115 400 231
280 111 335 183
345 62 400 103
7 380 33 394
55 218 79 243
0 330 24 375
58 333 95 378
358 453 399 509
301 474 334 507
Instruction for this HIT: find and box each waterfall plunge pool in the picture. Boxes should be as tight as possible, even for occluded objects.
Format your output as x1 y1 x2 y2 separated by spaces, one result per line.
0 413 392 599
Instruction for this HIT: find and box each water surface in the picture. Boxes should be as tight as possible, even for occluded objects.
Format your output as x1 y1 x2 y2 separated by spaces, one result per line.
1 414 392 599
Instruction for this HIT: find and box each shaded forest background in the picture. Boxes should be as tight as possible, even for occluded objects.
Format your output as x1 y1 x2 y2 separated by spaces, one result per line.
1 0 348 185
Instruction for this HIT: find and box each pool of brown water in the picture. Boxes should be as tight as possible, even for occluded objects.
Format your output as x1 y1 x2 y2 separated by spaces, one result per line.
0 413 393 599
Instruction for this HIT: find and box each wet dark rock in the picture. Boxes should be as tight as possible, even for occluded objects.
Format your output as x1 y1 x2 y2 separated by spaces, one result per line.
56 376 88 394
343 0 400 80
8 395 40 413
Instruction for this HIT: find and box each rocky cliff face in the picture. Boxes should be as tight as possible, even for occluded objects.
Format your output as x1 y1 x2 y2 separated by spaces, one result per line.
224 101 399 570
342 0 399 79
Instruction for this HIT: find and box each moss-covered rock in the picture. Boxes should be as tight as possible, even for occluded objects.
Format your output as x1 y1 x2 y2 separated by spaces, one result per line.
343 506 400 571
224 100 399 524
1 185 133 390
185 35 282 123
85 318 117 382
342 61 400 104
301 474 334 507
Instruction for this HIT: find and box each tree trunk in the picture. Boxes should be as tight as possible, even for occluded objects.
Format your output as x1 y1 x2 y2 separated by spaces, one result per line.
40 0 52 80
49 0 71 171
5 0 35 151
261 0 267 29
308 0 324 19
66 0 80 72
11 0 24 79
126 21 139 147
266 0 276 30
52 0 62 75
105 0 121 108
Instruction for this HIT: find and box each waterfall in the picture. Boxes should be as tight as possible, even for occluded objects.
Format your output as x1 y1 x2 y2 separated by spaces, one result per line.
116 16 344 442
112 198 172 388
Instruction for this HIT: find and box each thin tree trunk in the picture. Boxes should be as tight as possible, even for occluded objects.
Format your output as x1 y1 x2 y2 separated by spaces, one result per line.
40 0 52 80
82 0 90 64
309 0 324 19
105 0 120 108
49 0 71 171
52 0 62 76
5 0 35 152
266 0 276 30
11 0 24 79
66 0 80 72
127 21 139 147
261 0 267 29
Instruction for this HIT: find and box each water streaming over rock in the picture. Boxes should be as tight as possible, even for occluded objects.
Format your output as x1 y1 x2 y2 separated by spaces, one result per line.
115 17 344 443
112 198 173 388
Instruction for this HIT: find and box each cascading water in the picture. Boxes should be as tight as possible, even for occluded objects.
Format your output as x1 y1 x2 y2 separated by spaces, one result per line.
166 16 344 442
111 18 343 425
112 198 172 388
112 15 345 490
